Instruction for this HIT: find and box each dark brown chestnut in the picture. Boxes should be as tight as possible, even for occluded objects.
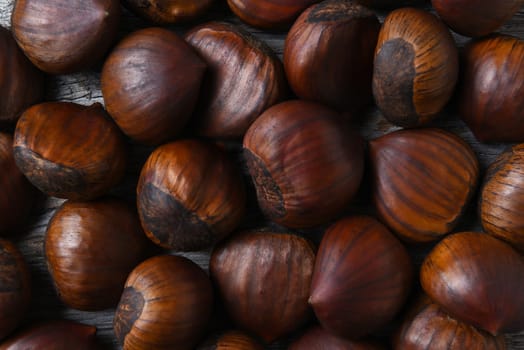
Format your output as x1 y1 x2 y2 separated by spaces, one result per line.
394 296 507 350
101 27 206 145
243 100 364 228
13 102 126 200
369 128 479 243
0 320 100 350
0 26 43 125
137 139 246 251
196 330 264 350
284 0 380 114
11 0 120 74
373 8 458 127
356 0 427 8
420 232 524 336
114 254 213 350
0 239 30 340
210 230 315 343
309 216 413 340
122 0 214 24
45 198 152 311
185 22 288 138
458 35 524 142
432 0 524 37
289 326 386 350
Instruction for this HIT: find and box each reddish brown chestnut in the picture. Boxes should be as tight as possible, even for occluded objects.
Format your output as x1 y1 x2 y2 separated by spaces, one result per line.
284 0 380 113
11 0 120 74
196 330 264 350
373 8 458 127
137 139 246 251
420 232 524 335
101 27 206 145
13 102 126 200
123 0 214 24
0 26 43 125
394 296 507 350
210 230 315 343
0 320 100 350
289 326 386 350
45 198 152 311
185 22 288 138
458 35 524 142
114 254 213 350
243 100 364 228
309 216 413 340
369 128 479 243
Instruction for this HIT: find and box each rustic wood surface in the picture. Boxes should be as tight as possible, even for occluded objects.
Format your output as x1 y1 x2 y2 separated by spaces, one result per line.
0 0 523 349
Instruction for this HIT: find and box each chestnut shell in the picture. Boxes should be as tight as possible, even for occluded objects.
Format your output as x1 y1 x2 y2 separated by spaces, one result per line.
289 326 386 350
196 330 264 350
122 0 214 24
357 0 427 8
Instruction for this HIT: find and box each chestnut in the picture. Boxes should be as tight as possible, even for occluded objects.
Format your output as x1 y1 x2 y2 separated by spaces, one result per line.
289 326 386 350
420 232 524 335
309 216 413 340
210 230 315 343
0 26 43 125
458 35 524 142
137 139 246 251
369 128 479 243
114 254 213 350
243 100 364 228
284 0 380 114
196 330 264 350
101 27 206 145
0 239 30 340
394 296 507 350
13 102 126 200
45 198 152 311
122 0 214 24
11 0 120 74
0 320 100 350
372 8 458 127
356 0 427 8
185 22 288 139
432 0 524 37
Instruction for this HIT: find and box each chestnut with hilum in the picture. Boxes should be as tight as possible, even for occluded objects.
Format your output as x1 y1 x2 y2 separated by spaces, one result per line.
122 0 214 24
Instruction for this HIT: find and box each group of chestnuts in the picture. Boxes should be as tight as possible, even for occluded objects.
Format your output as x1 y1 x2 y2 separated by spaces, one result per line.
0 0 524 349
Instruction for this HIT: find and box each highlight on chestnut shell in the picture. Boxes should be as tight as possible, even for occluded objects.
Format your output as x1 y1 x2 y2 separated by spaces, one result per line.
122 0 214 24
196 330 264 350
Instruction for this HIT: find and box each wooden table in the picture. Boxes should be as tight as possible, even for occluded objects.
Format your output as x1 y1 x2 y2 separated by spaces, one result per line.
1 0 523 348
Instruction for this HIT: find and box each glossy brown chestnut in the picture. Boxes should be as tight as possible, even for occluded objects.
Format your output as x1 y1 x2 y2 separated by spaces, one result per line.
309 216 413 339
0 239 30 340
122 0 214 24
394 296 506 350
369 128 479 243
373 8 458 127
289 326 386 350
196 330 264 350
11 0 120 74
210 230 315 342
137 139 246 251
45 198 152 311
114 254 213 350
420 232 524 335
243 100 364 228
227 0 321 29
0 133 37 235
101 27 206 145
0 26 43 125
357 0 427 8
185 22 288 138
13 102 126 200
284 0 380 113
0 320 100 350
432 0 524 37
458 35 524 142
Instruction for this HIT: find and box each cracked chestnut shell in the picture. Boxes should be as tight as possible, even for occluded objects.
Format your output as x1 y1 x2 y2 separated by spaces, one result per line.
284 0 380 114
210 230 315 343
458 35 524 142
13 102 126 200
114 254 213 350
243 100 364 228
122 0 214 24
372 8 458 127
369 128 479 243
137 139 246 251
185 22 288 139
196 330 264 350
309 216 413 340
45 198 152 311
289 326 386 349
101 27 206 145
420 232 524 335
11 0 120 74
